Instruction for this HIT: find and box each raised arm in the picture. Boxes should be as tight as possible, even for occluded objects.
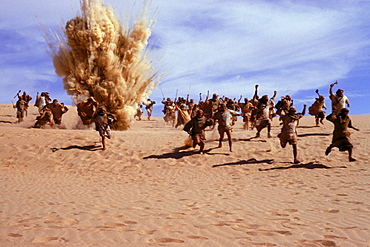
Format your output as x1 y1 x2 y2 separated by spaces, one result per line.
329 81 337 95
205 91 210 101
253 85 259 101
238 95 242 104
271 91 277 101
301 104 307 116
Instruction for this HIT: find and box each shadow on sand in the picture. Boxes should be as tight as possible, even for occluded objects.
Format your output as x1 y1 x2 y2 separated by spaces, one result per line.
297 125 329 129
259 162 347 171
213 158 274 168
51 144 101 152
233 137 268 143
0 120 14 124
298 133 331 137
143 146 230 160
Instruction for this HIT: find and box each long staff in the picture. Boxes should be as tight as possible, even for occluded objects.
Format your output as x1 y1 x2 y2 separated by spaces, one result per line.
159 86 165 100
14 90 21 98
174 89 178 102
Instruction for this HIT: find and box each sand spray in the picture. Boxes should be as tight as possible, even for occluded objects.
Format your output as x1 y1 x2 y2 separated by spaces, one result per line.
46 0 159 130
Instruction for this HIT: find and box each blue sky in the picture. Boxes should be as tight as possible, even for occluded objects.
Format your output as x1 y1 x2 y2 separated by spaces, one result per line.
1 0 369 116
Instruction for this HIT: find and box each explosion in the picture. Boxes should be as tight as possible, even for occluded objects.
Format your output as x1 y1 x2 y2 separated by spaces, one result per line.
47 0 158 130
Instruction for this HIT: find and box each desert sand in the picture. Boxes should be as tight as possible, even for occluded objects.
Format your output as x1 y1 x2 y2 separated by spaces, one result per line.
0 103 369 246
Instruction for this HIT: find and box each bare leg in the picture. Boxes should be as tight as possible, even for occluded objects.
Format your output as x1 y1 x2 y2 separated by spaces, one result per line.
280 140 287 148
348 147 356 161
293 144 300 163
218 131 225 147
193 137 198 148
255 124 263 137
251 120 256 130
243 122 248 130
255 131 261 137
102 136 106 150
225 130 233 152
267 123 272 138
325 145 332 155
199 141 205 153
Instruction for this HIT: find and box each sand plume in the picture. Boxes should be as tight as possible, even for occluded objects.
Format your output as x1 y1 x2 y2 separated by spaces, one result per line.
47 0 158 130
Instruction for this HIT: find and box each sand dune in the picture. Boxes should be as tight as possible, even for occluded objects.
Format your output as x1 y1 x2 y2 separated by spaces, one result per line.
0 104 369 246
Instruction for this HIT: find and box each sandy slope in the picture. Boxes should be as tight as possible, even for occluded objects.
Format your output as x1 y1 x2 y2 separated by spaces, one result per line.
0 104 369 246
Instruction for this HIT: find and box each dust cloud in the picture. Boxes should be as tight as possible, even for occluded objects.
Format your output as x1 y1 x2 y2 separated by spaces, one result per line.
46 0 159 130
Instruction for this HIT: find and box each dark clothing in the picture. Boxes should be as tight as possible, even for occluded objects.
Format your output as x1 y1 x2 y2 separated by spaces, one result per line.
44 103 68 125
326 114 354 151
183 116 209 140
94 113 116 138
16 99 27 119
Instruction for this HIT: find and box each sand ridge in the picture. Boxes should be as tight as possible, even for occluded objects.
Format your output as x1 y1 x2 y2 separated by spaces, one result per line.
0 104 369 246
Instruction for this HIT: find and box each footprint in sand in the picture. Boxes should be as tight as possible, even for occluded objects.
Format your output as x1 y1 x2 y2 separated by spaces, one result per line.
323 235 347 240
336 193 348 196
32 237 68 244
43 216 78 227
167 213 187 219
327 209 340 213
274 230 292 236
246 230 292 237
138 230 156 235
266 208 298 216
105 223 127 227
146 238 185 244
123 221 138 225
181 235 208 240
90 209 108 214
346 201 364 205
7 233 22 237
296 239 336 247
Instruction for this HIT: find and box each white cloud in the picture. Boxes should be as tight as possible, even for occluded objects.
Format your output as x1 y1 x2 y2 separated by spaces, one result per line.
146 0 370 99
0 0 369 115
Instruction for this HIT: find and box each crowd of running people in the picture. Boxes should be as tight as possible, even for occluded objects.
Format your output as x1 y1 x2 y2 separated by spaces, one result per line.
13 82 358 161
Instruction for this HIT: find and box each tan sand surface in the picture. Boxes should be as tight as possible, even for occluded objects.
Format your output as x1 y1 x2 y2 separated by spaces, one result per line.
0 104 369 246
